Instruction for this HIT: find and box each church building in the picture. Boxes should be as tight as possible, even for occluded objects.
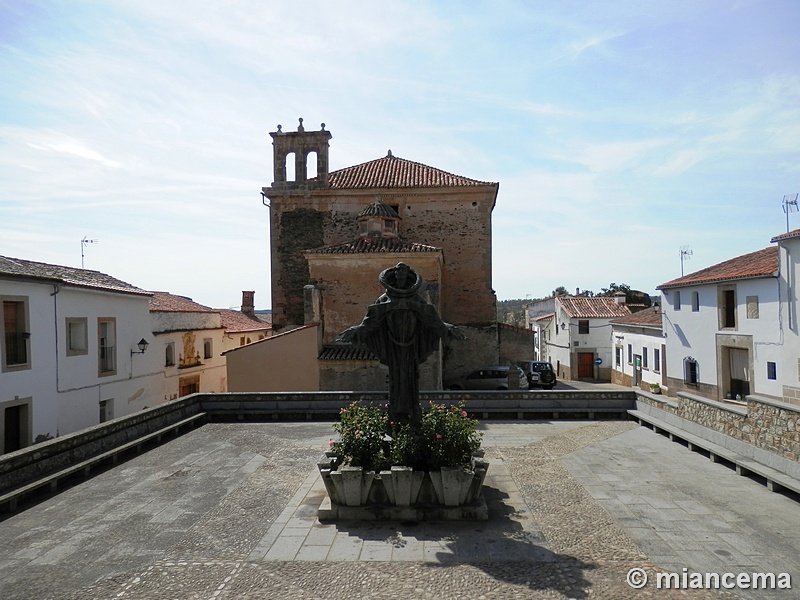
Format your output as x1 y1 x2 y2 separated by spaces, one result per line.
237 119 503 391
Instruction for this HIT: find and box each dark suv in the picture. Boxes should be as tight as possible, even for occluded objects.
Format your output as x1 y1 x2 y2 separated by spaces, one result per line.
517 360 557 390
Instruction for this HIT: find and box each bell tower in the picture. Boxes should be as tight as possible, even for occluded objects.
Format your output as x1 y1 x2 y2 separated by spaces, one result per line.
268 118 332 190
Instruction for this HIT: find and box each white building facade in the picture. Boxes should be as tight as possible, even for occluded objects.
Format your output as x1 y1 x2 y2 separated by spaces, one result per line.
149 292 228 401
549 296 631 382
657 246 782 402
0 256 163 453
610 308 665 391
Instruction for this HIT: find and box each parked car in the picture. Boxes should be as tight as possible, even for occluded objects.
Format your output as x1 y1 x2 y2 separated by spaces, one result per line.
517 360 557 390
445 365 529 390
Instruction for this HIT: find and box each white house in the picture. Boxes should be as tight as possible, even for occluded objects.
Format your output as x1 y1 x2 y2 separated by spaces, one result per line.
549 296 631 382
610 306 665 390
657 246 781 402
0 255 163 453
766 229 800 406
148 292 228 400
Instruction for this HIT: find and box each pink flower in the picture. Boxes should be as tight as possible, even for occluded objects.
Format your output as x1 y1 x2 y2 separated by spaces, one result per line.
436 434 442 439
461 410 468 417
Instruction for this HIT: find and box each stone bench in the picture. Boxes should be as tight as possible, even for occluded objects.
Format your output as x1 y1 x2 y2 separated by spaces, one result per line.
0 412 207 512
628 409 800 496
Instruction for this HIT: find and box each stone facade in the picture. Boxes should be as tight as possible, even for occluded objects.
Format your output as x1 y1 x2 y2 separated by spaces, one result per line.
261 121 501 389
263 121 498 333
637 391 800 463
497 323 534 365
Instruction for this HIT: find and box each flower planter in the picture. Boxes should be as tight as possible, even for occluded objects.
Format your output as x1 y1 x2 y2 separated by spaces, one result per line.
380 466 425 506
428 457 489 506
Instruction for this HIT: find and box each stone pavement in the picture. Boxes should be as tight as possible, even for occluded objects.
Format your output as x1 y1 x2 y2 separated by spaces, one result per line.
0 420 798 599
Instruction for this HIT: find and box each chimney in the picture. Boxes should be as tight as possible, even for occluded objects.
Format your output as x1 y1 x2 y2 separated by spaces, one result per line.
242 291 255 316
614 291 626 304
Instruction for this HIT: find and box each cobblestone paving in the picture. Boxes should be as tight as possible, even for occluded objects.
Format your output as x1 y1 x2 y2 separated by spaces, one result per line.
4 420 792 599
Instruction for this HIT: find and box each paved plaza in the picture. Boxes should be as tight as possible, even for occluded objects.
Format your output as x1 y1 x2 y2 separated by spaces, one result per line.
0 419 798 599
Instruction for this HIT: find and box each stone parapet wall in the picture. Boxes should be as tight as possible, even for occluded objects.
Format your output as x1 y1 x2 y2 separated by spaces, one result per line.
636 390 800 463
0 396 200 495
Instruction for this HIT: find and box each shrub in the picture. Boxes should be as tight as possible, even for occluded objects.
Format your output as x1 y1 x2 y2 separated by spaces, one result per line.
331 401 482 472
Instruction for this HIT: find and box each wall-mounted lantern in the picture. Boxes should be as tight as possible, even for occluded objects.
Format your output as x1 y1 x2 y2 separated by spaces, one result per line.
131 338 149 357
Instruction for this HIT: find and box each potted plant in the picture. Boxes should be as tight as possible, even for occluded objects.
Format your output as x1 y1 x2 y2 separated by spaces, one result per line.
649 382 662 395
322 401 485 508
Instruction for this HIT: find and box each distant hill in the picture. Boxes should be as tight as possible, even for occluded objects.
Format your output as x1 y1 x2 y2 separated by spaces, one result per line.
497 298 533 328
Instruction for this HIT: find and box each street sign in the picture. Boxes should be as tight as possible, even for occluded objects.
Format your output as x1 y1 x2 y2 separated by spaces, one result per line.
594 357 602 366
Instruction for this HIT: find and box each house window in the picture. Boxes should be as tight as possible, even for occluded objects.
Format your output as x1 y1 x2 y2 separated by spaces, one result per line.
239 336 246 346
684 357 698 385
675 291 681 311
719 288 736 329
654 348 661 373
627 344 633 364
767 362 777 380
615 346 621 367
643 347 649 369
691 291 699 312
98 318 116 376
203 339 213 360
66 317 88 356
746 296 759 319
578 320 589 334
2 299 30 370
165 342 175 367
99 399 114 423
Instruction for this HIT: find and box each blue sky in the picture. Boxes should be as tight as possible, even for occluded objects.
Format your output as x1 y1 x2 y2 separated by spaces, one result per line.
1 1 798 309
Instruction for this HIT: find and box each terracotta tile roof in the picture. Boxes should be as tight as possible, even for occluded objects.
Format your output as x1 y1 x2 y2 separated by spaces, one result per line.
0 255 150 296
318 345 378 360
611 308 663 328
305 238 440 254
149 292 215 312
657 246 778 289
558 296 632 319
357 201 399 219
217 309 272 333
771 228 800 243
326 153 496 189
532 313 554 322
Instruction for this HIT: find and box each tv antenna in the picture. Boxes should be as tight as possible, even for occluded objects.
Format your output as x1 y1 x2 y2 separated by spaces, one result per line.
81 236 99 269
680 245 693 276
782 193 798 233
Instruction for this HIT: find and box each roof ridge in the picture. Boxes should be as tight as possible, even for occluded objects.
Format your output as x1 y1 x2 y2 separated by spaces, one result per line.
326 154 496 189
658 246 778 289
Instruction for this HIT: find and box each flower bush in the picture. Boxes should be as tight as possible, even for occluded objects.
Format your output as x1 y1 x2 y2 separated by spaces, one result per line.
331 401 482 472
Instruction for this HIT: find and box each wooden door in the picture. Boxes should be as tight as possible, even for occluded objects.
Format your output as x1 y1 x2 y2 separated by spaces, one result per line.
578 352 594 378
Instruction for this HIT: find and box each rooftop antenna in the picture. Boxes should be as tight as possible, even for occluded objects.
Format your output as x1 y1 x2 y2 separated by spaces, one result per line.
680 245 692 276
782 193 798 233
81 236 99 269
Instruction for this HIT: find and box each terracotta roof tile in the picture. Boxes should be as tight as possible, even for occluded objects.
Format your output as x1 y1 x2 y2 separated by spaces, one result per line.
558 297 632 319
217 309 272 333
771 228 800 243
305 238 440 254
357 201 399 219
657 246 778 289
611 308 663 328
326 153 496 189
149 292 215 313
318 345 378 360
0 255 150 296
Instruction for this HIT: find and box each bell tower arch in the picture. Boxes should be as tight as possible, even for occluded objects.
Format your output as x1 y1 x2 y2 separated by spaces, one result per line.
269 118 332 190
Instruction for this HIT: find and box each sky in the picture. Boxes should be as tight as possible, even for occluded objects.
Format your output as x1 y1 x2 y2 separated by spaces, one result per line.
1 1 799 309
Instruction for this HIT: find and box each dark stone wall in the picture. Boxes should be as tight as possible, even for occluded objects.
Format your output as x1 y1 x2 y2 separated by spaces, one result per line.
276 208 325 327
